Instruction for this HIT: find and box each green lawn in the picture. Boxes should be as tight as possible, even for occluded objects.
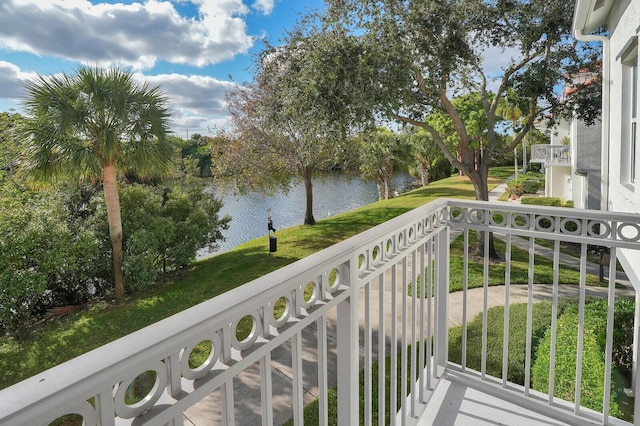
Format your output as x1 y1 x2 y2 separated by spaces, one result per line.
0 166 596 390
448 232 603 291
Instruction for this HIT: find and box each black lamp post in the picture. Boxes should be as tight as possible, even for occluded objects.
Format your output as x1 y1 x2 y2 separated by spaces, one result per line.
268 208 277 253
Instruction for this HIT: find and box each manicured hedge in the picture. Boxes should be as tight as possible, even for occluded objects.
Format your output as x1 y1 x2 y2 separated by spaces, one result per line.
506 172 544 197
531 299 635 420
520 196 574 207
522 179 540 194
448 301 570 384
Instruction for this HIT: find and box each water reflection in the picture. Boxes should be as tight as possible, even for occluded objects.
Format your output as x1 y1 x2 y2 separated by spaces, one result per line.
199 171 414 258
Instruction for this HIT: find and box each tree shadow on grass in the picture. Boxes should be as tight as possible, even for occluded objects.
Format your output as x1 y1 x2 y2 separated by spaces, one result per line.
195 247 297 284
291 207 413 253
406 185 476 200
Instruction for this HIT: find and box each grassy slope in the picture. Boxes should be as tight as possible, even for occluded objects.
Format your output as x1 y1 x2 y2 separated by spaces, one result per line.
0 167 520 389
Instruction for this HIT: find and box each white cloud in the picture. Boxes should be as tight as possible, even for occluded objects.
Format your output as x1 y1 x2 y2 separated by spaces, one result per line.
0 0 255 70
481 44 523 78
252 0 276 15
138 72 234 133
188 0 249 16
2 61 231 134
0 61 37 99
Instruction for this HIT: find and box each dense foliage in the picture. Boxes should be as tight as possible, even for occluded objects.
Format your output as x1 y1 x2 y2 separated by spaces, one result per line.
0 108 230 337
357 128 413 199
172 134 216 178
521 197 574 208
118 183 230 291
308 0 600 203
406 127 448 186
0 186 106 338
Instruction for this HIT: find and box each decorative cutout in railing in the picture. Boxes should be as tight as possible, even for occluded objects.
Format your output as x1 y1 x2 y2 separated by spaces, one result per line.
448 201 640 249
356 205 449 277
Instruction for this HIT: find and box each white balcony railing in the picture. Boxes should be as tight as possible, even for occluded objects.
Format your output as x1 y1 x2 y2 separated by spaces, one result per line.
531 144 572 165
1 199 640 425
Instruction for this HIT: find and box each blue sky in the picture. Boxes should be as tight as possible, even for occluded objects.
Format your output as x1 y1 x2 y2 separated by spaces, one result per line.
0 0 324 137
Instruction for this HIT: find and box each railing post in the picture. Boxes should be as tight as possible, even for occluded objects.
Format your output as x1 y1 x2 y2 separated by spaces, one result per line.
337 259 360 425
632 292 640 416
434 228 450 376
95 390 115 426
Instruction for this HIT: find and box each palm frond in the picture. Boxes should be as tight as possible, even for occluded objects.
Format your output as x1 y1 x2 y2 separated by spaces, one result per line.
20 65 174 182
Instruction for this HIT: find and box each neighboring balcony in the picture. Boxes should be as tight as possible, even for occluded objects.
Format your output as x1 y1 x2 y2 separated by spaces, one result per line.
2 199 640 426
531 144 572 166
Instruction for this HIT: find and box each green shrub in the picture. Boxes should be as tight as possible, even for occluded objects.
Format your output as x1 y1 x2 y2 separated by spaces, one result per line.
524 171 544 183
506 181 524 198
430 158 453 182
521 197 562 207
531 299 635 420
511 172 544 185
531 309 611 414
522 179 540 194
448 301 572 384
520 197 574 208
122 229 160 292
0 188 104 338
117 183 230 291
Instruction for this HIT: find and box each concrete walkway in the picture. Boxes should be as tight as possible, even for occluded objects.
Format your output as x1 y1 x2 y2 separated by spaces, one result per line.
183 176 635 425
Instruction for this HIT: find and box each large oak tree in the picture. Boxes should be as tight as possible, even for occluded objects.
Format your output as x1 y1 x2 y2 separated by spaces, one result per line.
314 0 600 256
320 0 600 202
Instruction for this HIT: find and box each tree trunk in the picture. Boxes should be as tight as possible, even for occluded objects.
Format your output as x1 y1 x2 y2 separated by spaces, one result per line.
303 169 315 225
468 167 500 259
420 163 429 186
383 162 394 198
102 164 125 303
376 175 385 200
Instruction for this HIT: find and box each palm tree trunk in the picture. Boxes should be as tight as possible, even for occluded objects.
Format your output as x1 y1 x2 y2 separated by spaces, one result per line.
420 162 429 186
102 164 125 303
384 162 394 198
376 175 385 200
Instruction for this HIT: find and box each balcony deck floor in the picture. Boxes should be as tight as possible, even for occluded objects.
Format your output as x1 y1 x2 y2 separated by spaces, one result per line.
419 379 569 426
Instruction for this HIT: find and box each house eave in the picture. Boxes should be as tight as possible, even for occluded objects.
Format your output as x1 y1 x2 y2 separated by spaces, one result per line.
573 0 613 35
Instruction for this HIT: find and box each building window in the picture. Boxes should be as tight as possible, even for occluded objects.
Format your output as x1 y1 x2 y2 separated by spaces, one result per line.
620 37 638 185
632 63 637 183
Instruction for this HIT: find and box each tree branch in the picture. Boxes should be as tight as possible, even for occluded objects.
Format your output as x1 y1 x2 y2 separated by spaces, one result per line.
490 46 546 117
390 113 464 172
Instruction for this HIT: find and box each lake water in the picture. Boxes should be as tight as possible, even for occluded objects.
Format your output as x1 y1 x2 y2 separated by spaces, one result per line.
199 171 415 258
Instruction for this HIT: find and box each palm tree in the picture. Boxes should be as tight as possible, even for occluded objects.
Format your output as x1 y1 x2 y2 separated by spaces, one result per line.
22 66 173 304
